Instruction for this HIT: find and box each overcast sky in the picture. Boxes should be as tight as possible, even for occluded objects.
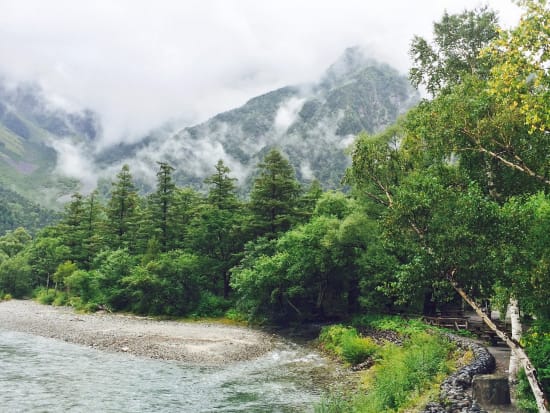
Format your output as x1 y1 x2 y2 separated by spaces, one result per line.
0 0 522 147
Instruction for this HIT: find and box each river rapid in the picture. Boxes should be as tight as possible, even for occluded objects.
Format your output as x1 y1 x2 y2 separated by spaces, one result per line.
0 329 338 412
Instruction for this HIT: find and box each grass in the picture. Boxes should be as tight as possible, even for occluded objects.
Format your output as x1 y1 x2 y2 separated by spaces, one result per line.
316 316 458 413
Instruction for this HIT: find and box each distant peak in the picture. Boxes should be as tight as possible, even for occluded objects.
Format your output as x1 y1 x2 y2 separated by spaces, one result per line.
320 46 378 88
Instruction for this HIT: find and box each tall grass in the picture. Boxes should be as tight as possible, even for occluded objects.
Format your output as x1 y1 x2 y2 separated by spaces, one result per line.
356 332 452 412
317 317 455 413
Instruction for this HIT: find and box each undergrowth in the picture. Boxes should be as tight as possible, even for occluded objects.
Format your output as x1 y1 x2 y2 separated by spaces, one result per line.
316 316 457 413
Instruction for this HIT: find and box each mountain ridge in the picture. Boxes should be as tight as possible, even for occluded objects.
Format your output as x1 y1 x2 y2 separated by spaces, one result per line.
0 47 419 213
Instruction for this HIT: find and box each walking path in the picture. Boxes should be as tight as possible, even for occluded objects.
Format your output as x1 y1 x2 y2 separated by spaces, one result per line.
465 311 520 413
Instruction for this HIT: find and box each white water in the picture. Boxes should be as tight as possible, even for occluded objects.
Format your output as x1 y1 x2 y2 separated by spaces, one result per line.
0 330 334 412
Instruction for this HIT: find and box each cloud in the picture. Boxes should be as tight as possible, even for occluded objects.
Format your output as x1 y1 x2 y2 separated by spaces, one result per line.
0 0 522 150
274 97 306 134
49 138 98 192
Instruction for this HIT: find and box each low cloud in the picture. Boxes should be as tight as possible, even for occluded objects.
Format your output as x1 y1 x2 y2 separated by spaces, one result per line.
274 97 306 134
49 138 98 193
0 1 521 150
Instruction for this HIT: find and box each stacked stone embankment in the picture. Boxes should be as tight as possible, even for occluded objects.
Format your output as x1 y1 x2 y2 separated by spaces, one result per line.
423 335 496 413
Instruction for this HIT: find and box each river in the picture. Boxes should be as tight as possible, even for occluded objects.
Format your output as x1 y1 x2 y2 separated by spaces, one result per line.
0 329 337 412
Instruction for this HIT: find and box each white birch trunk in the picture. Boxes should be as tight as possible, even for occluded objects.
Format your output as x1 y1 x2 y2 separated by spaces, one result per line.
508 297 522 385
451 282 548 412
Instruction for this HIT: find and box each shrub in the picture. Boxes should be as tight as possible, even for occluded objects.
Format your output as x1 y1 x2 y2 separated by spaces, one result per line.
3 293 12 301
319 325 377 365
35 288 57 305
52 291 68 306
353 314 429 335
193 292 233 318
341 335 378 365
516 324 550 411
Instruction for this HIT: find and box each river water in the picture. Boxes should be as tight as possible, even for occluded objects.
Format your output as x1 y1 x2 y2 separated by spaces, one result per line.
0 330 336 412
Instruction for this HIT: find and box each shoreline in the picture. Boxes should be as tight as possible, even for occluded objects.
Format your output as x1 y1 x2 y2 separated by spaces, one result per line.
0 299 276 365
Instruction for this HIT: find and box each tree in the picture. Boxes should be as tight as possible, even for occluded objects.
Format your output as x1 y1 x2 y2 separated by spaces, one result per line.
82 190 104 269
205 160 239 210
501 192 550 321
409 6 499 96
405 3 550 406
121 251 204 315
0 227 32 257
0 253 32 298
60 193 87 266
26 234 69 289
186 161 244 298
232 192 384 322
151 162 176 252
249 149 302 238
485 0 549 135
53 261 78 291
407 2 549 190
105 165 138 251
170 187 202 250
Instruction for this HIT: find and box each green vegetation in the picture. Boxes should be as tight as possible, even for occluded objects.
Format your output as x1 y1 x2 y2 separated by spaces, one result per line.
0 2 548 408
0 185 58 234
317 318 455 412
319 325 378 365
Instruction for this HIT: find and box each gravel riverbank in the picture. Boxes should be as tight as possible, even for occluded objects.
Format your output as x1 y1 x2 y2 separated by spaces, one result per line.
0 300 275 365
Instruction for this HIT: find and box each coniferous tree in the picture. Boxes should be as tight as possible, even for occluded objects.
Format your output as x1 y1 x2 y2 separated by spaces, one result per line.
82 190 104 269
187 160 243 297
60 193 87 266
205 160 239 210
171 187 202 250
105 165 138 251
249 149 302 238
151 162 176 252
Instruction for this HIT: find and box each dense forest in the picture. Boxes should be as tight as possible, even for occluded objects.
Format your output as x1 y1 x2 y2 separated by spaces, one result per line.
0 1 548 410
0 184 58 234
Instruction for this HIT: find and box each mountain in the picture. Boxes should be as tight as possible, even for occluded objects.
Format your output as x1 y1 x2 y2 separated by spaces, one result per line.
0 185 58 235
0 47 418 215
0 81 101 208
96 47 419 193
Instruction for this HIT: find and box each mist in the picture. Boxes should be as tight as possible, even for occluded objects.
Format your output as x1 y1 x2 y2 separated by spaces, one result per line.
0 1 521 149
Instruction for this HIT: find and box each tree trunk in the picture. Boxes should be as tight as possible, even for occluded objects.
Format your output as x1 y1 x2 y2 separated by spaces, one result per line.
451 281 548 412
508 297 522 386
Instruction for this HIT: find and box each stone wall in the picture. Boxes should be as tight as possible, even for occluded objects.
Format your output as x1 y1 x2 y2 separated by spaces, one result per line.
423 335 496 413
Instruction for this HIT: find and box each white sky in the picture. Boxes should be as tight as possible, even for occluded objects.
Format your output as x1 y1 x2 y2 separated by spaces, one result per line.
0 1 522 147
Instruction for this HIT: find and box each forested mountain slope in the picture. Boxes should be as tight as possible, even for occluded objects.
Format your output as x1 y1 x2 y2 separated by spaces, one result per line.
0 81 99 207
95 47 419 192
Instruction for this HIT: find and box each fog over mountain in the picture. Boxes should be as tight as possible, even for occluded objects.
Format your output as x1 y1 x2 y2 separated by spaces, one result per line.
0 1 521 149
93 47 419 192
0 1 522 204
0 47 418 204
